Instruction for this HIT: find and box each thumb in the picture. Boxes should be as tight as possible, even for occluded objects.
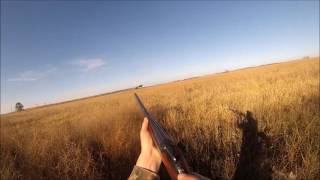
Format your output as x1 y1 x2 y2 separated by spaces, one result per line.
141 117 149 132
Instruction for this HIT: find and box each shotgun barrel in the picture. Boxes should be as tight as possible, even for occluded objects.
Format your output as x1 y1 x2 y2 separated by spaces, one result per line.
134 93 191 180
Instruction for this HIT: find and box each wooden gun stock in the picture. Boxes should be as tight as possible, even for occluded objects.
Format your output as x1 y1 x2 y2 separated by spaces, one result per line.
161 147 191 180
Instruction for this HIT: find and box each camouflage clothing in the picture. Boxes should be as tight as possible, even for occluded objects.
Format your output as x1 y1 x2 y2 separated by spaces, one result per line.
128 166 160 180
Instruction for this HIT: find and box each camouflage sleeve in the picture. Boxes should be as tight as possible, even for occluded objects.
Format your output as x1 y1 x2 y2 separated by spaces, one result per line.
128 166 160 180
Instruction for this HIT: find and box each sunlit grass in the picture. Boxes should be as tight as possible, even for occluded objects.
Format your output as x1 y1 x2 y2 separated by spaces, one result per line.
1 57 319 179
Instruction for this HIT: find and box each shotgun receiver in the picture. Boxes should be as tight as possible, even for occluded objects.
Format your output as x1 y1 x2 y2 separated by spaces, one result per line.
134 93 191 179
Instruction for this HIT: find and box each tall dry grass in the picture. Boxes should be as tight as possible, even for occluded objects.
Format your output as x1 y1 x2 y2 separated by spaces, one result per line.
1 57 319 179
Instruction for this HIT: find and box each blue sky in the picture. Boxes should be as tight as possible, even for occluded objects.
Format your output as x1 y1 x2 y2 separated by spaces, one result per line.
1 1 319 113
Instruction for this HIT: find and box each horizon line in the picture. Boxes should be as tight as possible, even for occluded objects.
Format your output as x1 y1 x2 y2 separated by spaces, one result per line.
1 55 318 115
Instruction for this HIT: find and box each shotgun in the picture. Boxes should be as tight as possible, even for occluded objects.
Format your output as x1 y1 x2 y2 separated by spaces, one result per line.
134 93 191 179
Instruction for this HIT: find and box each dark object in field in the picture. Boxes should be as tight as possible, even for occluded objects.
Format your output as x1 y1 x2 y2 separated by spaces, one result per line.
134 93 192 180
231 110 272 180
15 102 24 112
135 84 143 89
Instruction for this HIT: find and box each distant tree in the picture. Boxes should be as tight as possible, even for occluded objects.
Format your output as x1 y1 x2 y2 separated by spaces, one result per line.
15 102 24 112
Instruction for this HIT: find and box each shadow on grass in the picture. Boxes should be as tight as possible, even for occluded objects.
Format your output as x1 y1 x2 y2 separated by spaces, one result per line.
87 109 141 180
231 110 272 180
87 140 112 179
88 139 139 180
150 105 274 180
87 105 275 179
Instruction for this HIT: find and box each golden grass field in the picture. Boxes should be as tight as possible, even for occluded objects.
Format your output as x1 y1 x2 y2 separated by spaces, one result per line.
1 57 319 180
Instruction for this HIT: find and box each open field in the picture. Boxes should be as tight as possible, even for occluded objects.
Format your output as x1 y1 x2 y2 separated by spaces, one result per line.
1 57 319 179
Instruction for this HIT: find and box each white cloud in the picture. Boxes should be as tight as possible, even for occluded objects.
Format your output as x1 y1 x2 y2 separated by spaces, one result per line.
72 58 105 72
8 68 57 82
